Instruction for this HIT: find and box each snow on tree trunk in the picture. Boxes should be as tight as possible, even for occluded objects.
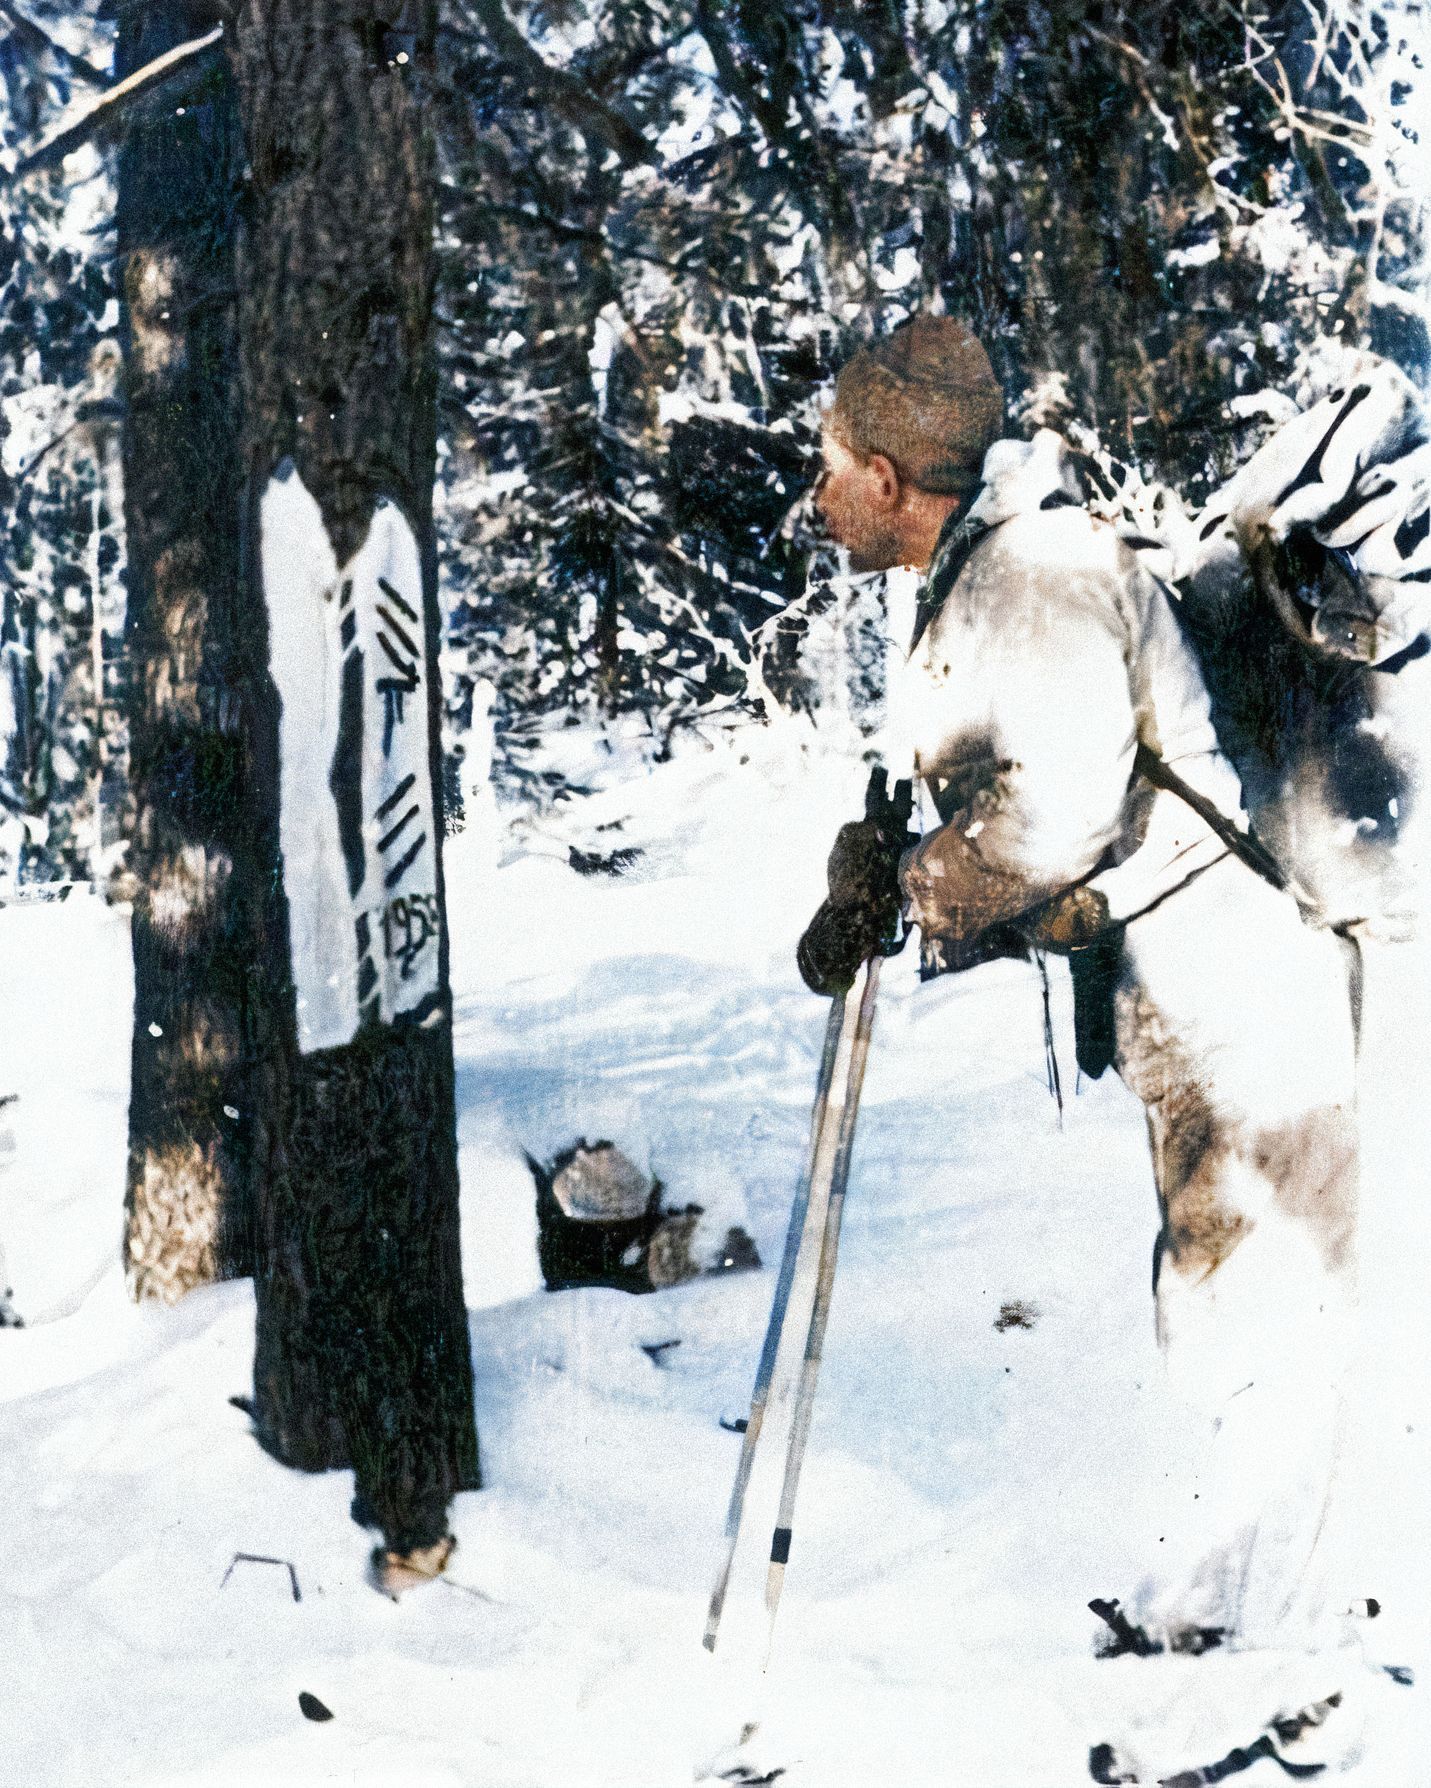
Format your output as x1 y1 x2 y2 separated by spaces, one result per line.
116 1 255 1302
230 0 479 1554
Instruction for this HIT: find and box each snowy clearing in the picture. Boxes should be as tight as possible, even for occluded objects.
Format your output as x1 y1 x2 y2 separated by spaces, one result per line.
2 724 1428 1785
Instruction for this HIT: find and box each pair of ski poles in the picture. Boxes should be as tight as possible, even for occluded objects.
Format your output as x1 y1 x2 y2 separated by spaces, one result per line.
704 774 899 1663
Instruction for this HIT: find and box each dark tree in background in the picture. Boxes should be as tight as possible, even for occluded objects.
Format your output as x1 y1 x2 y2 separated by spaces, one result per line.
936 0 1421 487
231 0 478 1562
0 3 122 887
115 1 255 1301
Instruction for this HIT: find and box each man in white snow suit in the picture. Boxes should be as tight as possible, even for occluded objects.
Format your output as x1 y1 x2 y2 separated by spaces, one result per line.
799 318 1365 1773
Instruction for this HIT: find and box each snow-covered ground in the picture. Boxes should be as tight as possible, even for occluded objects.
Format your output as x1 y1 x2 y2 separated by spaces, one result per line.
2 719 1428 1785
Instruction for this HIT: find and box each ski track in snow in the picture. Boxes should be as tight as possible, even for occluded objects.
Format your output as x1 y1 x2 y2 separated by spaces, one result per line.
1 726 1427 1785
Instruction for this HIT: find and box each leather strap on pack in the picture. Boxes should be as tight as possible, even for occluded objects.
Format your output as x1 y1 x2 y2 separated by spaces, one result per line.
1132 742 1290 895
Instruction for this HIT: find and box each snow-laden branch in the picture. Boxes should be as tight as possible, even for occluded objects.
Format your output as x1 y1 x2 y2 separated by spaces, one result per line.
6 24 223 183
1369 277 1431 323
444 0 655 167
0 0 107 88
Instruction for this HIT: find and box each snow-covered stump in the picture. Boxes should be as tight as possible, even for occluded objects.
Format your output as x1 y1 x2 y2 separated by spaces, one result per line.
231 0 478 1566
116 2 254 1302
532 1140 666 1293
529 1139 762 1294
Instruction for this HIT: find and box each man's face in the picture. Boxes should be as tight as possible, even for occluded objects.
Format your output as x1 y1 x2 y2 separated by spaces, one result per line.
813 428 905 573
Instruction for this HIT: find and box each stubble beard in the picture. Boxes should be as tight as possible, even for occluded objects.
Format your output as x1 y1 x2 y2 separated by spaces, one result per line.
844 523 906 574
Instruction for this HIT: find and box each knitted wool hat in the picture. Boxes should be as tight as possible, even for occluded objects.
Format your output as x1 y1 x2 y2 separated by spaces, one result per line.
830 317 1004 496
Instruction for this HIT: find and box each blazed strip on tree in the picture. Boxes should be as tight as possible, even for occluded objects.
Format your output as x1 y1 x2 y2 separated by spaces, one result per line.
231 0 478 1555
118 2 254 1301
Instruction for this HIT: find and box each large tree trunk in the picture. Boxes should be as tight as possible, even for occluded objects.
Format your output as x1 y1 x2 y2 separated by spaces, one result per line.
230 0 479 1560
117 2 255 1301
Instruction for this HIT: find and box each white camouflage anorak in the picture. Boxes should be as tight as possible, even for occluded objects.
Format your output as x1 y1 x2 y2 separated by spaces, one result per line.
899 428 1243 964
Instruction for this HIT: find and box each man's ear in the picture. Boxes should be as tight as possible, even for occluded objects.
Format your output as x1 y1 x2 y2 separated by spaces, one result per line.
866 452 902 512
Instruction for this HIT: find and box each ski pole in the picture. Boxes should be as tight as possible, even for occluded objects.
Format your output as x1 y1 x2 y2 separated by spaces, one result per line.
705 764 908 1660
761 952 880 1653
703 950 881 1656
703 977 851 1652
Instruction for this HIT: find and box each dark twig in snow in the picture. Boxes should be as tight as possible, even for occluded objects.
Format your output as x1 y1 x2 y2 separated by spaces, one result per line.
220 1551 302 1604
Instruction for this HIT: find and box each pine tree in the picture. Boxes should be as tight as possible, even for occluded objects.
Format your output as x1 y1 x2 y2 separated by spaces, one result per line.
115 1 254 1301
230 0 479 1565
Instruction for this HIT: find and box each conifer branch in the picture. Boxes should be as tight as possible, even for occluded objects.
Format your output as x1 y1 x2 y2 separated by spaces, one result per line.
8 24 223 182
0 0 108 88
445 0 655 168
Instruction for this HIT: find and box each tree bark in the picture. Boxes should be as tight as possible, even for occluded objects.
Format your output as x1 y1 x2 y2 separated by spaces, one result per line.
117 1 255 1301
230 0 479 1556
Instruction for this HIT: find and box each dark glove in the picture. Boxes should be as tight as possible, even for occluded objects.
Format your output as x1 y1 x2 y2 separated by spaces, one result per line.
797 769 916 996
1019 883 1112 954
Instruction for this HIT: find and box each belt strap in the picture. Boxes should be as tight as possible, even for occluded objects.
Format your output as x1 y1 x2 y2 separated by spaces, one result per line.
1132 742 1289 894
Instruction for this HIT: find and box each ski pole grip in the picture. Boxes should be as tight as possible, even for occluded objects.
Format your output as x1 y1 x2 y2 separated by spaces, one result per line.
863 765 914 836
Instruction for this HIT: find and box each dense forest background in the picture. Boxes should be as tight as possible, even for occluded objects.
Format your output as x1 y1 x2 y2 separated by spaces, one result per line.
2 0 1428 884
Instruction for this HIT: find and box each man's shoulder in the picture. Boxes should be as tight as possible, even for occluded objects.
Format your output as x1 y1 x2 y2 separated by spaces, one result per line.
915 503 1150 656
957 429 1138 577
970 503 1133 578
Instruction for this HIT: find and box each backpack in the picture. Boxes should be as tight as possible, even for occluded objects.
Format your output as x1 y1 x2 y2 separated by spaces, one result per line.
1119 356 1431 937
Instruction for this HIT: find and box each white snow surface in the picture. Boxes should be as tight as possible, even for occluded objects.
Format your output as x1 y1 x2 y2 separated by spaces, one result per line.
2 721 1429 1784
